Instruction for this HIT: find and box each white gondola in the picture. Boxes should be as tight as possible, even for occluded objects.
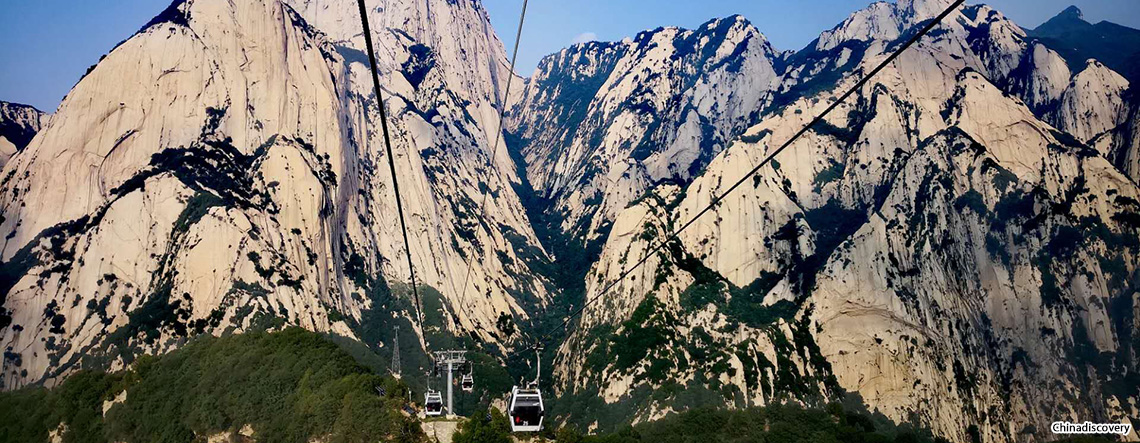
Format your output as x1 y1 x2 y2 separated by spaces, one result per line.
508 384 544 432
461 373 474 392
424 390 444 417
508 347 545 432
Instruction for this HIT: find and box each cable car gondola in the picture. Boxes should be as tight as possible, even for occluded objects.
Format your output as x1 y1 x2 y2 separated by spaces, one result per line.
424 390 444 417
508 348 545 432
461 361 474 392
508 384 544 432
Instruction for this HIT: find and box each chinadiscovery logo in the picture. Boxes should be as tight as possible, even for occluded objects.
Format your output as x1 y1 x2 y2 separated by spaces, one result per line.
1051 421 1133 436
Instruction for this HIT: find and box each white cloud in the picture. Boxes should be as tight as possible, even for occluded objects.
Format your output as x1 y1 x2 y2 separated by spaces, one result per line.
571 32 598 45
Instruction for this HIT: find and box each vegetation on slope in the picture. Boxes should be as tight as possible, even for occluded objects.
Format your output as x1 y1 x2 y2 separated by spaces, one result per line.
453 408 513 443
452 402 966 443
333 280 517 418
553 402 952 443
0 327 424 443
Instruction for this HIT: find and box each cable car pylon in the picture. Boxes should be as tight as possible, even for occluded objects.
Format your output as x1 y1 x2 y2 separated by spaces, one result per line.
389 325 401 378
433 350 469 418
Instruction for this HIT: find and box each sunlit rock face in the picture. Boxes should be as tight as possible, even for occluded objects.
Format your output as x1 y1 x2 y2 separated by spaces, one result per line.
0 0 551 390
2 0 1139 441
508 15 782 247
553 2 1140 441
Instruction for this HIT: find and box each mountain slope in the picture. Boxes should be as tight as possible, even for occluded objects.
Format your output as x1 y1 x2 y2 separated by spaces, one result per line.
279 0 555 341
0 0 361 389
1027 6 1140 86
0 0 549 391
506 0 1140 293
2 0 1140 440
509 16 781 253
554 1 1140 441
0 328 422 443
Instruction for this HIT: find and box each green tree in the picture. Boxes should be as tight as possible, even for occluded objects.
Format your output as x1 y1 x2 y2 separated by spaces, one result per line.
0 328 425 443
556 426 584 443
453 408 512 443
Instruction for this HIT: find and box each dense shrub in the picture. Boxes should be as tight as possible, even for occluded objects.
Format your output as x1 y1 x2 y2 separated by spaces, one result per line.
452 408 512 443
0 328 423 443
569 403 951 443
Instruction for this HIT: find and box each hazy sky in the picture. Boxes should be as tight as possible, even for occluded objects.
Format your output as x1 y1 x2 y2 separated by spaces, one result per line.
1 0 1137 112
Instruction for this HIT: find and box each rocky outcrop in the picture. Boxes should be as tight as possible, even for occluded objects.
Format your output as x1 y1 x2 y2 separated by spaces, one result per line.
1048 60 1130 145
554 1 1140 441
508 15 781 246
0 101 49 167
0 0 549 390
3 0 1140 441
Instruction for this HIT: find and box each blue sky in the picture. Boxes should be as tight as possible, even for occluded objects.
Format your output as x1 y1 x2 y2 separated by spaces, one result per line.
1 0 1137 112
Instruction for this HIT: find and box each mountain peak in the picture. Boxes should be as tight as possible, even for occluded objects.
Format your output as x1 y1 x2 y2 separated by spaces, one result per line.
1060 5 1084 20
1027 3 1140 85
717 14 748 25
898 0 957 22
1036 4 1091 31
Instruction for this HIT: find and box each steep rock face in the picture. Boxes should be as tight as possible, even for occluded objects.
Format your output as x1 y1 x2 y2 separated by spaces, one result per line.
815 0 954 52
1004 42 1072 112
0 102 50 167
0 0 357 390
286 0 516 108
3 0 1140 439
0 0 549 390
829 1 1138 183
507 0 1140 260
508 16 781 245
1049 60 1130 146
980 6 1140 181
1102 99 1140 182
283 0 553 340
556 1 1140 441
1045 61 1139 183
810 72 1140 443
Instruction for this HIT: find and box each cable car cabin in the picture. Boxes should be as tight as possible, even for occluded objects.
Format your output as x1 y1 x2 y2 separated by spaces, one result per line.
424 391 444 417
461 374 474 392
508 385 544 432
